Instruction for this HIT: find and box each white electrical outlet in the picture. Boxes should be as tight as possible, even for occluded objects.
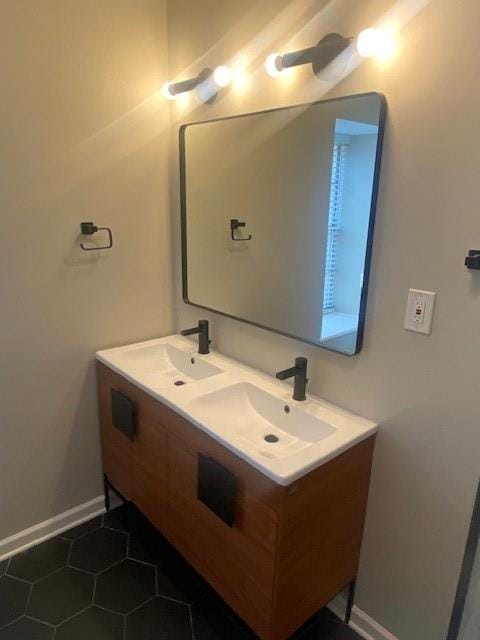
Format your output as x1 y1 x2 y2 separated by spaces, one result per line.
404 289 436 335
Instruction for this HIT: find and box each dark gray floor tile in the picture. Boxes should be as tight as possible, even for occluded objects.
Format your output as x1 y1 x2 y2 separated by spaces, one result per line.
59 516 102 541
0 617 54 640
103 504 147 534
156 548 207 605
325 624 362 640
95 559 156 614
69 528 127 573
27 567 94 626
126 596 191 640
127 522 171 566
127 518 207 604
3 503 359 640
7 538 70 582
56 605 123 640
0 576 30 626
191 595 254 640
296 609 361 640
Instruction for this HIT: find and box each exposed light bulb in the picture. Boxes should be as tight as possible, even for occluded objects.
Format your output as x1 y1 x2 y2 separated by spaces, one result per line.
356 27 397 61
161 81 176 100
265 53 284 77
213 65 232 88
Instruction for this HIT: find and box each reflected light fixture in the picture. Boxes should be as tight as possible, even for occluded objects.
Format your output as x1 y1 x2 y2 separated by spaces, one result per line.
265 33 352 78
162 65 232 104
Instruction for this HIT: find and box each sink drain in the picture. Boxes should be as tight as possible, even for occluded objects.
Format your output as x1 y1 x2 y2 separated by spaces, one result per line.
174 380 186 386
264 434 279 443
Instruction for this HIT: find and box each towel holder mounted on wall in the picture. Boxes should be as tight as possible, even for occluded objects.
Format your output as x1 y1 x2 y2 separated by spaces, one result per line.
230 219 252 241
80 221 113 251
465 250 480 270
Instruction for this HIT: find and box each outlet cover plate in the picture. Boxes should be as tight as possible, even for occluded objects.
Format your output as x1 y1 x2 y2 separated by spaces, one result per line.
404 289 436 335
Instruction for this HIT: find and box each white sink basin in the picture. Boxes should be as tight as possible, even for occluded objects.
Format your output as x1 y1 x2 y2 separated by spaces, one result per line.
187 382 335 460
117 342 223 384
96 335 377 485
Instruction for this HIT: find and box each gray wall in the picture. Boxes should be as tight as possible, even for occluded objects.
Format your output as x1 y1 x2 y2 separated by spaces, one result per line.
0 0 173 540
167 0 480 638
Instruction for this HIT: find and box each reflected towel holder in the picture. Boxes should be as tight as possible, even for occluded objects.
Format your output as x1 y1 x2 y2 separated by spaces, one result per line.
230 219 252 241
80 221 113 251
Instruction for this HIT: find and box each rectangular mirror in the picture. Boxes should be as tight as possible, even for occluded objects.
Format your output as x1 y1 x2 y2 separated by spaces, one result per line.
180 92 386 355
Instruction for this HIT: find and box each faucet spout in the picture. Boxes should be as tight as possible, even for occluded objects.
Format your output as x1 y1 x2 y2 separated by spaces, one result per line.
180 320 210 354
275 357 308 401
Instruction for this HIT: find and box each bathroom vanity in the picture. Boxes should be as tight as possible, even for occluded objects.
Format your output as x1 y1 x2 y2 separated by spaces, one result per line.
96 336 377 640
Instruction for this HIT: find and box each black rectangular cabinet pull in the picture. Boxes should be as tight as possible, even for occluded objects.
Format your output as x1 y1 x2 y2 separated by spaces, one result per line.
197 454 237 527
111 389 136 440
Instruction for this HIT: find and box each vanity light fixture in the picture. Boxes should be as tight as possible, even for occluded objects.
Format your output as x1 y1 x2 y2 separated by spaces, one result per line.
265 27 397 78
162 65 232 104
356 27 397 61
265 33 352 78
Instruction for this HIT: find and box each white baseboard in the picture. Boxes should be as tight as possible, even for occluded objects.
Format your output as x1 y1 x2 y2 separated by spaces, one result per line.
0 496 106 561
329 594 399 640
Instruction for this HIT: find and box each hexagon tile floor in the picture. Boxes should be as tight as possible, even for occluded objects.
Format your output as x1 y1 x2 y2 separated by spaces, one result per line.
0 503 362 640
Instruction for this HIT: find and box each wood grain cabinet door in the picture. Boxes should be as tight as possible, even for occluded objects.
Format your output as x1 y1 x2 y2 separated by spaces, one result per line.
97 364 134 498
167 433 277 640
97 363 168 530
132 410 168 532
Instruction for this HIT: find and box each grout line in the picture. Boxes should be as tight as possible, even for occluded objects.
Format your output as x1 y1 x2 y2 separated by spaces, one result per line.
68 564 98 577
157 593 192 607
102 525 130 533
94 603 127 616
0 615 24 630
96 557 126 576
24 614 56 629
126 555 157 568
92 574 98 604
53 603 91 629
24 582 33 615
61 520 103 544
66 539 73 565
189 604 195 640
4 573 32 585
31 566 66 584
126 594 156 617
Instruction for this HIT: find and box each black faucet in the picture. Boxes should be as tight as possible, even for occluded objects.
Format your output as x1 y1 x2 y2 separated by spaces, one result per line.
276 357 308 401
180 320 210 354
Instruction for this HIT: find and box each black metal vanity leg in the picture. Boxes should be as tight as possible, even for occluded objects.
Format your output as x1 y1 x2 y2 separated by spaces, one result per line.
345 579 356 624
103 474 111 512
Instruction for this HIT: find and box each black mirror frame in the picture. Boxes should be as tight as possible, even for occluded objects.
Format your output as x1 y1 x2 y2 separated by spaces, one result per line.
179 91 387 356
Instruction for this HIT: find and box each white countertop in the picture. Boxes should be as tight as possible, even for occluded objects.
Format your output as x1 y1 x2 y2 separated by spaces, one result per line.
96 334 377 486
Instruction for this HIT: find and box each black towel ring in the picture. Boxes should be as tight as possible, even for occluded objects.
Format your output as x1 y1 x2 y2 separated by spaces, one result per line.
230 219 252 241
80 222 113 251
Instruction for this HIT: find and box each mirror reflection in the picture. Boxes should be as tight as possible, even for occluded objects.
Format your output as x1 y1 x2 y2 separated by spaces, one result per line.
181 93 386 355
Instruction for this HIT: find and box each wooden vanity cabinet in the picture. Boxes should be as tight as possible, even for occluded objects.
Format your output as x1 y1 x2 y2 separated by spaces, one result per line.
97 362 375 640
97 363 168 530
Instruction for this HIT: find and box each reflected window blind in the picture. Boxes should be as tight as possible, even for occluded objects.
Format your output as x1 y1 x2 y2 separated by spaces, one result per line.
323 141 347 311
